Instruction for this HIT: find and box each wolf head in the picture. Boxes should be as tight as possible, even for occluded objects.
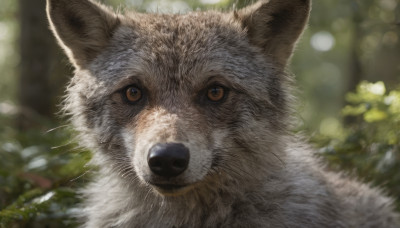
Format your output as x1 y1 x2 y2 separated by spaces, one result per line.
47 0 310 196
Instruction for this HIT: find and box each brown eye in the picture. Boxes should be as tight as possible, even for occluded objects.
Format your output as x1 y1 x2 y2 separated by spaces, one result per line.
207 86 225 102
125 86 142 103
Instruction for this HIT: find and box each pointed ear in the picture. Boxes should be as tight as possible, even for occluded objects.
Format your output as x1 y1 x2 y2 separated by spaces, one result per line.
46 0 120 68
235 0 311 66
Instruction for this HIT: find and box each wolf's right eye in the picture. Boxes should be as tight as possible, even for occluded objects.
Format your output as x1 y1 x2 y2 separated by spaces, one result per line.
207 85 226 102
125 86 142 103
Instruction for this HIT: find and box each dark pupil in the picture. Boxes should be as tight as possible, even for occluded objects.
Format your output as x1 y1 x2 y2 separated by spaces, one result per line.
211 88 221 97
129 88 139 97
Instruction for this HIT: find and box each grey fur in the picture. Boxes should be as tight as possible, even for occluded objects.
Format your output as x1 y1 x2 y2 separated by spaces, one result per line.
46 0 400 227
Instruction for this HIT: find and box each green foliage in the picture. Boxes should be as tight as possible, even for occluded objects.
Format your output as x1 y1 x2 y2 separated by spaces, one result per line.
0 0 399 226
313 81 400 210
2 83 398 227
0 112 91 228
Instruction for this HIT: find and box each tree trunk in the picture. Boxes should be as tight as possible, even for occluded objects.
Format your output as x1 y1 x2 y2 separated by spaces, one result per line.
348 2 363 93
18 0 69 130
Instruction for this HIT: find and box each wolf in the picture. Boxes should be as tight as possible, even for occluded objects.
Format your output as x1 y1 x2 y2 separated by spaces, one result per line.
46 0 399 227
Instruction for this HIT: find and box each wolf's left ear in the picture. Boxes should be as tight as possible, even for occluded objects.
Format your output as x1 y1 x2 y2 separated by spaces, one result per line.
47 0 120 69
235 0 311 66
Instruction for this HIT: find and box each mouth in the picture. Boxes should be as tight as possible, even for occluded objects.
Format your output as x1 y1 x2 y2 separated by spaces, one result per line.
153 183 187 190
148 182 190 195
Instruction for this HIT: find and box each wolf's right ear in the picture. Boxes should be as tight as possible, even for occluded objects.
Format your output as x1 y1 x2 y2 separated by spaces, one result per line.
46 0 120 69
235 0 311 67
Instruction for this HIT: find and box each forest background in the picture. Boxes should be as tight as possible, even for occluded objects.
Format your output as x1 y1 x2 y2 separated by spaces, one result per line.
0 0 399 227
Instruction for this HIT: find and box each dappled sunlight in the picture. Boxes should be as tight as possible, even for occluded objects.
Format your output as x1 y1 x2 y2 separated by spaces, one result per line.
146 0 192 13
199 0 221 5
310 31 335 52
0 0 399 226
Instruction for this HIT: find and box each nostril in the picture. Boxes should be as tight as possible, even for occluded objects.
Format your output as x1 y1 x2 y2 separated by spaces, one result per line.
148 158 163 171
147 143 190 178
172 159 187 169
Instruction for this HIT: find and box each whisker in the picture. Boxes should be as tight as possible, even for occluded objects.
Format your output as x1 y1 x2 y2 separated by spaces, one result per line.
51 142 74 150
70 169 93 182
44 125 69 134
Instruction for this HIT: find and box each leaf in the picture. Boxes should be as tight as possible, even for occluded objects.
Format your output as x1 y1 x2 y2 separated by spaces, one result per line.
363 108 388 122
342 104 367 116
18 172 53 189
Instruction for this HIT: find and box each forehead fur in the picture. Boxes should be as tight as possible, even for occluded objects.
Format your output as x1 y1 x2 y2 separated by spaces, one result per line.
89 11 279 102
48 0 310 73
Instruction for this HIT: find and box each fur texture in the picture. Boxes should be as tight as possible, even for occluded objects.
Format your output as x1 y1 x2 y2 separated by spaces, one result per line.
47 0 400 227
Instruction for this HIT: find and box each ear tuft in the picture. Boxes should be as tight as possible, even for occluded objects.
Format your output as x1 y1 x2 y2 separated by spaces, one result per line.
236 0 311 66
47 0 120 68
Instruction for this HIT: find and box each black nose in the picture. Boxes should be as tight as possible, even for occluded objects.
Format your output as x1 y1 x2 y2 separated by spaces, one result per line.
147 143 190 178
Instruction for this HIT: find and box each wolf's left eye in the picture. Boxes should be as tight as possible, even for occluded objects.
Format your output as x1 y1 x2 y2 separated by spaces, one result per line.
125 86 142 103
207 85 225 102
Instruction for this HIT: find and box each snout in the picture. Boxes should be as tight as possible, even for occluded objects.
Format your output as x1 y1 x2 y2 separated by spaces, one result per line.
128 109 212 195
147 143 190 178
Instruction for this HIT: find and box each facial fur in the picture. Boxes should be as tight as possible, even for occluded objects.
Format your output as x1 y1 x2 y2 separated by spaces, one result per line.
47 0 400 227
61 8 295 196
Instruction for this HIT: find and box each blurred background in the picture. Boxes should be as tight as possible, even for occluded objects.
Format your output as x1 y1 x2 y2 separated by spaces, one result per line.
0 0 399 227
